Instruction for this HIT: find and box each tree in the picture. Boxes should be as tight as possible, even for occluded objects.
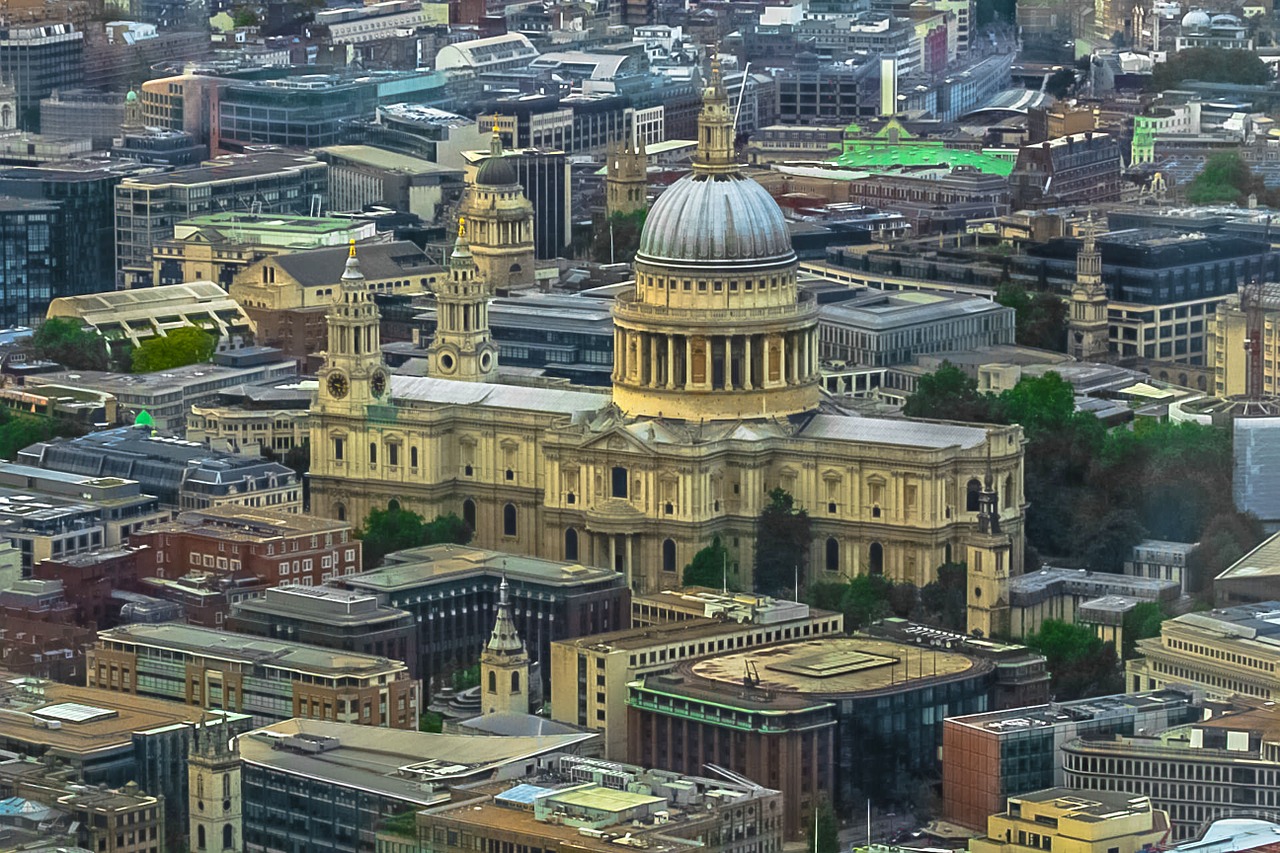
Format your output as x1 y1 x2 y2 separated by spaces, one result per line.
419 710 444 733
683 536 732 589
1185 152 1258 206
1121 601 1165 659
1024 619 1123 700
452 664 480 691
1150 47 1272 92
808 798 839 853
30 318 108 371
592 210 647 265
998 371 1075 438
1045 68 1076 99
1186 511 1265 595
1080 509 1147 573
918 562 968 632
0 412 85 460
754 488 811 595
423 512 472 547
996 283 1067 352
842 574 894 630
359 503 472 569
903 362 999 422
131 326 216 373
231 4 259 25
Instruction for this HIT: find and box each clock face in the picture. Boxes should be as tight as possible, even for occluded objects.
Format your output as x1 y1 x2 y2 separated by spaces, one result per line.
327 371 349 399
371 368 388 398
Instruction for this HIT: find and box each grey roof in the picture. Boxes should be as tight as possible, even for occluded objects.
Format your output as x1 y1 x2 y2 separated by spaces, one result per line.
237 718 593 804
272 240 442 287
1216 531 1280 582
347 543 623 592
820 292 1010 332
391 375 608 414
457 712 585 737
1234 417 1280 524
798 413 988 449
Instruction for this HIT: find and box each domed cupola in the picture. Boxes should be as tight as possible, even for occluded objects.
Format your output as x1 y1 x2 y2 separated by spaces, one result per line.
611 55 820 422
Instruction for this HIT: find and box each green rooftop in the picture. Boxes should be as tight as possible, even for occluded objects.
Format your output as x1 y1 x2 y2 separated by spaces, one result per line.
829 117 1014 176
177 211 367 235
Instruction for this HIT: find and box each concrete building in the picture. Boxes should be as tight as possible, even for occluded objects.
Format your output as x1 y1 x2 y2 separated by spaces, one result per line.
1061 701 1280 839
314 0 441 43
0 24 83 131
337 544 630 694
1007 567 1180 642
1127 602 1280 699
550 594 843 759
227 585 416 677
131 505 361 592
433 33 539 75
840 168 1012 234
628 635 997 836
185 376 313 455
969 788 1171 853
818 290 1016 368
1125 539 1196 593
0 579 94 679
88 621 419 728
38 88 124 149
406 755 784 853
941 688 1204 830
314 145 463 223
113 152 328 288
25 350 298 432
238 719 595 853
1208 285 1280 398
46 280 255 351
18 424 301 512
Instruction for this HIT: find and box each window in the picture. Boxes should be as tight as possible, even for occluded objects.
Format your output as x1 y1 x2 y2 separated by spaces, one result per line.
463 499 476 531
611 466 628 498
411 447 419 468
511 671 521 693
662 539 676 573
869 542 884 575
388 444 399 466
369 442 377 465
488 670 497 693
333 437 344 460
223 826 233 850
825 537 839 572
966 478 981 512
197 826 205 850
503 503 517 537
565 528 579 561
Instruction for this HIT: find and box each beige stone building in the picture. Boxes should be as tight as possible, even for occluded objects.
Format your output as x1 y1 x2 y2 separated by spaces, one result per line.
458 130 535 293
1208 284 1280 398
308 61 1027 594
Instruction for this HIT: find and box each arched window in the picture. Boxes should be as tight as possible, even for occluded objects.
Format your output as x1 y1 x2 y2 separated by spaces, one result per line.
197 826 206 851
462 499 476 531
223 826 233 850
1003 475 1013 509
333 502 346 522
825 537 839 572
369 442 377 465
511 671 521 693
662 539 676 573
487 671 497 693
503 503 517 537
565 528 579 561
388 499 400 512
966 478 981 512
869 542 884 575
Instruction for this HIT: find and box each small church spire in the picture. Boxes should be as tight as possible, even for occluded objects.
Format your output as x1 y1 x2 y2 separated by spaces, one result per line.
341 239 364 283
694 51 738 174
486 576 525 654
480 575 531 715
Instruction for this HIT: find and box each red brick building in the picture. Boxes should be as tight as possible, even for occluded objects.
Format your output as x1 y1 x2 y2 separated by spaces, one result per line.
0 579 97 682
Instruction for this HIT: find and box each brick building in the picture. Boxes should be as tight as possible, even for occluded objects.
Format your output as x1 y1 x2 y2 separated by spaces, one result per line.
1009 132 1124 209
0 579 96 681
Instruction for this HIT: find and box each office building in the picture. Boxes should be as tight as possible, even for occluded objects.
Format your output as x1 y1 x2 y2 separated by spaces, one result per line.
0 675 251 845
185 376 312 454
338 544 629 694
39 88 124 149
1006 567 1180 641
46 281 255 350
1124 540 1196 593
407 755 784 853
434 33 539 76
1208 285 1280 397
238 719 595 853
1061 701 1280 839
216 77 375 151
629 635 997 837
1127 602 1280 698
113 152 328 288
314 0 442 43
0 580 93 679
1009 133 1124 209
818 290 1016 368
131 505 361 592
0 197 64 327
969 788 1171 853
941 688 1204 830
88 622 418 728
315 145 463 223
551 594 843 759
113 127 206 167
18 424 301 512
0 24 84 131
7 776 166 853
227 585 417 678
840 168 1012 234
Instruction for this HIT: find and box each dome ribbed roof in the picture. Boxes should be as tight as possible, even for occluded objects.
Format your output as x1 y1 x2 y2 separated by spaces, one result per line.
637 172 794 265
476 154 517 187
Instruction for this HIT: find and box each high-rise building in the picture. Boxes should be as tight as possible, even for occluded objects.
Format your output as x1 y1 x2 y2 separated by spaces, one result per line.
0 195 62 327
0 24 84 131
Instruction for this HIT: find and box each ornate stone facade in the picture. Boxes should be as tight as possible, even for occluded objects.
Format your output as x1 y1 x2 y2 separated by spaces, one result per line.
1069 217 1110 362
459 129 535 293
308 62 1027 595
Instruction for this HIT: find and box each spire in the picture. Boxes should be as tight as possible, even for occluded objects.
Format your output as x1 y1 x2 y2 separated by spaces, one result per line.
978 442 1001 536
694 51 738 174
486 576 525 655
341 239 364 283
490 117 504 159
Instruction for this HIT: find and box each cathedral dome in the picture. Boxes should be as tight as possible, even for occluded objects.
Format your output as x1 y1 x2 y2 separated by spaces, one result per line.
637 172 794 266
475 153 517 187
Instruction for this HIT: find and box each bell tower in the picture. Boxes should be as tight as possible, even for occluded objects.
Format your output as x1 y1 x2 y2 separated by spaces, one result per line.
318 241 391 410
428 218 498 382
122 88 144 135
1069 215 1110 362
480 577 530 716
461 124 536 294
966 457 1013 639
188 717 242 853
606 136 648 219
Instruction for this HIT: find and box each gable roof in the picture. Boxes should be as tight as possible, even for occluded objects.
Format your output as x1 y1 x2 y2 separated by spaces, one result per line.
271 241 442 287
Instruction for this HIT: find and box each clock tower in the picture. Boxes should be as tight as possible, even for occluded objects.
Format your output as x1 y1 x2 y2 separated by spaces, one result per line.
319 241 391 410
427 218 498 382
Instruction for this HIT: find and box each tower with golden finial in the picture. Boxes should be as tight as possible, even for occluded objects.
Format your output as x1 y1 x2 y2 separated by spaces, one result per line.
427 217 499 382
318 240 391 410
460 118 536 294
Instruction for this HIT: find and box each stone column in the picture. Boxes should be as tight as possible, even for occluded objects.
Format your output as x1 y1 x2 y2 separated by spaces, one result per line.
610 534 618 573
648 333 659 388
777 335 787 387
666 336 675 389
724 335 734 390
704 337 713 390
684 336 692 388
612 328 622 381
625 535 634 590
801 330 810 380
743 334 753 390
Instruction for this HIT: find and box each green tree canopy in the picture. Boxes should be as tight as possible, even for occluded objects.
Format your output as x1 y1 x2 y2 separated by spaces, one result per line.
1187 511 1265 594
918 562 968 632
131 326 216 373
592 210 647 265
1185 152 1260 206
1024 619 1123 700
903 362 1000 422
995 283 1068 351
31 318 108 371
808 798 840 853
359 503 474 569
231 4 259 25
1121 601 1166 659
754 488 811 596
1150 48 1272 91
683 536 732 589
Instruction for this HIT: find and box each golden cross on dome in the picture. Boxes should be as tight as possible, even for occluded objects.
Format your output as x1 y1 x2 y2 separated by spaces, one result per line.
348 239 356 258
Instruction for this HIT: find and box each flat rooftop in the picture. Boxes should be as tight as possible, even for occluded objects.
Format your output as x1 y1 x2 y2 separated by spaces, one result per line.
945 688 1198 732
237 719 594 805
96 623 407 676
316 145 462 175
1009 787 1156 822
234 585 409 626
562 618 756 653
347 544 622 592
689 636 977 696
118 152 322 187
